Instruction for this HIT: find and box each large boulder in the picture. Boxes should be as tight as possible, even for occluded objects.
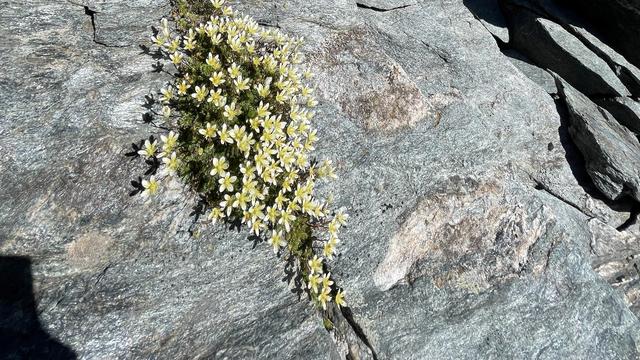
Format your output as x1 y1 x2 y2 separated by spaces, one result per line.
2 0 640 359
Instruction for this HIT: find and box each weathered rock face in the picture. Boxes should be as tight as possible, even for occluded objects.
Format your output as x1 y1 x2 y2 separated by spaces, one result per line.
556 78 640 202
2 0 640 359
501 1 629 97
562 0 640 69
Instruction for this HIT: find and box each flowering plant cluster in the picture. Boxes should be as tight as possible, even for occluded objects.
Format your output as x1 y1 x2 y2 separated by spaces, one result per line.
136 0 347 311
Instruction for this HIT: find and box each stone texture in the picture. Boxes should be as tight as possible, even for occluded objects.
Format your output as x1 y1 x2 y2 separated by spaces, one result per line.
562 0 640 69
556 76 640 202
501 1 630 97
2 0 640 359
565 26 640 98
531 0 640 97
502 49 557 93
464 0 510 44
595 97 640 135
588 218 640 315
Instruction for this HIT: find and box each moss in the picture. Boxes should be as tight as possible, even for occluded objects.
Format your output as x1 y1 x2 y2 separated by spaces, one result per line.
322 316 334 331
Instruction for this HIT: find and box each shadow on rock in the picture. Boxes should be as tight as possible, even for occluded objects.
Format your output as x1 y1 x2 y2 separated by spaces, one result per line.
0 256 76 360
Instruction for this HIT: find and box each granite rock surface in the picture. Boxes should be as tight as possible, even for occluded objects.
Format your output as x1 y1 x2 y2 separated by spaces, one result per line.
2 0 640 359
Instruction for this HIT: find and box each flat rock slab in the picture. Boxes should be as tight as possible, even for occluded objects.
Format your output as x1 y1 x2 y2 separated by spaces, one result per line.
556 76 640 202
2 0 640 359
503 1 630 97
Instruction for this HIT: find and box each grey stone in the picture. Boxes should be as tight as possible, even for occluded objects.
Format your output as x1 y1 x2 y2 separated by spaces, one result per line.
2 0 640 359
463 0 510 44
532 0 640 97
560 0 640 69
502 49 557 93
565 26 640 98
595 97 640 135
588 218 640 315
555 76 640 202
501 1 630 97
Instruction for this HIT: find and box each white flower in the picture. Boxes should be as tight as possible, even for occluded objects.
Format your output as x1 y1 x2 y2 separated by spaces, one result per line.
233 75 250 93
335 209 349 225
141 176 159 197
256 101 270 118
138 139 157 159
223 101 242 120
206 53 221 70
318 287 332 310
308 255 322 274
210 156 229 176
159 87 173 103
209 71 226 87
161 106 171 118
177 80 190 95
228 63 241 79
207 88 226 107
218 173 237 192
192 85 208 102
255 82 270 98
217 123 234 144
162 152 179 174
169 51 184 65
308 274 321 293
268 230 285 253
208 207 225 223
161 131 178 153
321 272 334 289
198 123 217 140
335 289 346 307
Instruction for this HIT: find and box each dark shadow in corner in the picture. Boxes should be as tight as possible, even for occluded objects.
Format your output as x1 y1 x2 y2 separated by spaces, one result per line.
463 0 508 29
0 256 76 359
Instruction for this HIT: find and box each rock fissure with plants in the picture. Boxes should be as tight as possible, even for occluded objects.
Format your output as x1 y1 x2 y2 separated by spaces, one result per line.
134 0 348 316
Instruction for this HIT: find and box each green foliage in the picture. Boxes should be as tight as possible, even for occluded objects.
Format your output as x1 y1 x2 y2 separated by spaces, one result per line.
136 0 349 312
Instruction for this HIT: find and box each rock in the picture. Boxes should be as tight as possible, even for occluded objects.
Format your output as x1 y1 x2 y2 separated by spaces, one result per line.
562 0 640 69
532 0 640 97
85 0 171 48
502 49 557 93
463 0 510 44
0 1 335 359
501 1 630 97
595 97 640 135
564 26 640 98
2 0 640 359
589 219 640 314
555 76 640 202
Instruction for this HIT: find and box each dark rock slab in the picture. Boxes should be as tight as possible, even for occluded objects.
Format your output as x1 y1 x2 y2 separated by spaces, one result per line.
595 97 640 135
531 0 640 97
564 26 640 98
556 76 640 202
501 1 630 97
562 0 640 69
